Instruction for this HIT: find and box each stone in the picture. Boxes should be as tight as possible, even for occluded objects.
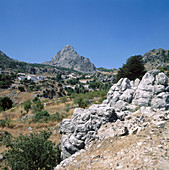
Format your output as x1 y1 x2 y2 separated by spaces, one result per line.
151 92 169 109
154 121 166 128
156 72 168 86
120 89 134 103
154 85 165 94
58 70 169 160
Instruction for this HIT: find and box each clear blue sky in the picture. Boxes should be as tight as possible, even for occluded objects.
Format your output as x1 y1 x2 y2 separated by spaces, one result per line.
0 0 169 69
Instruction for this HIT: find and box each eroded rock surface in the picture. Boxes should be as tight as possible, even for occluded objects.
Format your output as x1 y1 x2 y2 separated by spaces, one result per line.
59 70 169 160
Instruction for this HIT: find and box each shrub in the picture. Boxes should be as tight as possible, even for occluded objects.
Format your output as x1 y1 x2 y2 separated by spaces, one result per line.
49 112 64 122
74 97 87 108
23 100 32 113
32 99 44 113
18 86 25 92
34 110 50 122
0 120 6 128
0 97 13 111
0 74 15 89
4 130 60 169
60 96 67 103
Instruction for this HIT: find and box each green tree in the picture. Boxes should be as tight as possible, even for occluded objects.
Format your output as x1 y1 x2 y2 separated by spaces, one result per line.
74 97 87 108
32 99 44 113
23 100 32 113
0 97 13 111
56 73 62 82
116 55 146 81
18 86 25 92
34 110 50 122
4 130 60 169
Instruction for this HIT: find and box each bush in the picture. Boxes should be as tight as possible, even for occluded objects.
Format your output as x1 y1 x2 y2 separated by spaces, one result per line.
4 130 60 169
32 99 44 113
23 100 32 113
60 96 67 103
18 86 25 92
48 112 64 122
0 97 13 111
0 74 15 89
34 110 50 122
74 97 87 108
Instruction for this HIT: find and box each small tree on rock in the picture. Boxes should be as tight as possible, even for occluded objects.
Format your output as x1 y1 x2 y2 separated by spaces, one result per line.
116 55 146 81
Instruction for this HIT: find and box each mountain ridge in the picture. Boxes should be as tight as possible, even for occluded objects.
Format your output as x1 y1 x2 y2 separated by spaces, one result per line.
143 48 169 70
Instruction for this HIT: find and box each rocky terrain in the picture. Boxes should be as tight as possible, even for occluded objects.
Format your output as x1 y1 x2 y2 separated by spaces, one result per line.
95 72 116 84
55 70 169 169
143 48 169 70
44 45 96 73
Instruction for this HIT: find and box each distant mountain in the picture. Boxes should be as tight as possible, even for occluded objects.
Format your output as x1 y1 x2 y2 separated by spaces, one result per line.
0 50 28 72
0 50 83 75
43 45 96 73
143 48 169 70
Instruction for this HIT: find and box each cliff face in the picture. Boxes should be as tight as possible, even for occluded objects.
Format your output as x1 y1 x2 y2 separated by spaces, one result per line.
143 48 169 70
44 45 96 73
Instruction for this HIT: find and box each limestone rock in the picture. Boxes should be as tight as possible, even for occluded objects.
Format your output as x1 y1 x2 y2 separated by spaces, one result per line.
58 70 169 160
59 104 117 159
43 45 96 73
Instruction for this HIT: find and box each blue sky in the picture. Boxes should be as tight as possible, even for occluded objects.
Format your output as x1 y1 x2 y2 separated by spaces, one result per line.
0 0 169 69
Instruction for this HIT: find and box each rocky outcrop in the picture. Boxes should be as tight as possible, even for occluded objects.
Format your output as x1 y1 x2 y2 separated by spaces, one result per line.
44 45 96 73
59 105 117 159
95 72 116 84
143 48 169 70
58 70 169 160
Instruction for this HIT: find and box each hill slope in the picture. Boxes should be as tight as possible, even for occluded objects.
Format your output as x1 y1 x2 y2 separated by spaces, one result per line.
143 48 169 70
44 45 96 73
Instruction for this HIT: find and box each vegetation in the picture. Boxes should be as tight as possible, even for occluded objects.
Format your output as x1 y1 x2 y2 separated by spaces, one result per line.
116 55 146 81
4 130 60 169
34 110 50 122
23 100 32 113
0 97 13 111
0 73 16 89
74 97 87 108
67 78 79 85
31 98 44 113
18 86 25 92
97 67 117 73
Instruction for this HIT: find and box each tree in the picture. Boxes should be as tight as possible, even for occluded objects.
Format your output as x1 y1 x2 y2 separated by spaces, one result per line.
116 55 146 81
74 97 87 108
34 110 50 122
23 100 32 113
0 97 13 111
18 86 25 92
56 73 62 82
4 130 60 169
32 98 44 113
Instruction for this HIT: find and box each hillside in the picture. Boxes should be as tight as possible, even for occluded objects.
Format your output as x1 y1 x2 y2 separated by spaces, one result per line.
0 50 28 72
0 50 83 75
44 45 96 73
55 70 169 169
143 48 169 70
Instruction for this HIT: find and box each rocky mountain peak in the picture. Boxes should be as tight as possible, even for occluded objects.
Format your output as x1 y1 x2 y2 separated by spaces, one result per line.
61 45 74 52
43 45 96 73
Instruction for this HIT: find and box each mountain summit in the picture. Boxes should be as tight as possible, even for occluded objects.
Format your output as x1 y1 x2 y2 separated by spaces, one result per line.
44 45 96 73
